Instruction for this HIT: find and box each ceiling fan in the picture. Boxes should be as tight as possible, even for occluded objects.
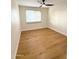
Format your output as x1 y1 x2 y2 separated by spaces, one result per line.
39 0 54 7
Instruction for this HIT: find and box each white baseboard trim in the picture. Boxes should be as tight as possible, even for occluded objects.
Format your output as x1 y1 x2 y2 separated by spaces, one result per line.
21 27 47 31
21 26 67 36
48 26 67 36
14 31 21 59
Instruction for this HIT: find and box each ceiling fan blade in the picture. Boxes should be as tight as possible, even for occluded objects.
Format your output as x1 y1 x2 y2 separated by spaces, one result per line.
45 4 54 6
39 5 42 7
42 0 45 3
39 3 44 7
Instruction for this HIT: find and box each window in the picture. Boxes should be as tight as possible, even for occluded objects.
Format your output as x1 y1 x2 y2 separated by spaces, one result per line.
26 10 41 23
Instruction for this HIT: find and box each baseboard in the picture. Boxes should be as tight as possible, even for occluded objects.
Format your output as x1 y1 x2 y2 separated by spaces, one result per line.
21 27 47 31
48 26 67 36
14 31 21 59
21 26 67 36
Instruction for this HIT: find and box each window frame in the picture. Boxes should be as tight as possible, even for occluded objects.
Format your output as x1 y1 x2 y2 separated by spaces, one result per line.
26 10 42 23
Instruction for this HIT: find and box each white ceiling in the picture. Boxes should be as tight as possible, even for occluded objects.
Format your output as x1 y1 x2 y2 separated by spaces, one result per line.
17 0 66 8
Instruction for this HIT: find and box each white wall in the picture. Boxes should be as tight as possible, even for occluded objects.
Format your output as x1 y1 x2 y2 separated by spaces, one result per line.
11 0 21 59
19 6 49 31
48 0 67 35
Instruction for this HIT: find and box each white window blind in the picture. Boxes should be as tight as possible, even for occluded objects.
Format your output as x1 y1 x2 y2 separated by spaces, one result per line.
26 10 41 23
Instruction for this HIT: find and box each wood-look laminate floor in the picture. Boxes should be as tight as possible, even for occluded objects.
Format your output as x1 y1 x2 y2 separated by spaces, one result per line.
16 28 67 59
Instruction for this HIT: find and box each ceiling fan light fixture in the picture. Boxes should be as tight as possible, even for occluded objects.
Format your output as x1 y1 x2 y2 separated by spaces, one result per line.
42 4 46 7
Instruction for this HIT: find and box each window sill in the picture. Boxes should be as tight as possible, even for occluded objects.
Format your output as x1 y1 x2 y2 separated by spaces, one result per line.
26 21 42 24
